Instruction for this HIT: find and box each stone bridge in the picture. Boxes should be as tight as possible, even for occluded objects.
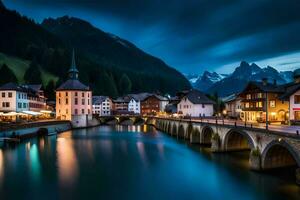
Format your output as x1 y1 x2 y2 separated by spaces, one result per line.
98 115 145 125
146 117 300 184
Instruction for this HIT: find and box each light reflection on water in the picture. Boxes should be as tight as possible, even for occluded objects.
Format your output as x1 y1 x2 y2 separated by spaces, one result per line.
0 125 299 200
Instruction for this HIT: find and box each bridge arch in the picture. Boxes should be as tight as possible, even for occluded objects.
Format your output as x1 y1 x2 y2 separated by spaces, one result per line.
167 122 172 134
178 125 185 138
186 123 193 140
201 126 214 145
261 140 300 169
190 128 201 143
171 123 178 136
223 129 255 151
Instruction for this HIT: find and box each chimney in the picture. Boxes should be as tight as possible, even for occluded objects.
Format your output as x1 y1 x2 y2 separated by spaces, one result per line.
262 78 268 86
273 79 277 86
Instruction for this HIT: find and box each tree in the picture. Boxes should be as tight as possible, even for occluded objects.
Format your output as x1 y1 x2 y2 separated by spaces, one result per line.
0 63 18 85
45 79 56 101
24 58 42 84
118 73 132 95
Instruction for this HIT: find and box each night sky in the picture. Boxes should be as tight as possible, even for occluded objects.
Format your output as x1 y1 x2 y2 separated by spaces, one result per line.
4 0 300 74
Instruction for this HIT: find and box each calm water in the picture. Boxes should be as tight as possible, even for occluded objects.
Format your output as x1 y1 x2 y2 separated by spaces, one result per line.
0 125 299 200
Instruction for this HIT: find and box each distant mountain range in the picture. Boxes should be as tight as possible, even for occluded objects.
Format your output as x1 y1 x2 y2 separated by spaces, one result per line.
0 1 190 99
186 61 294 97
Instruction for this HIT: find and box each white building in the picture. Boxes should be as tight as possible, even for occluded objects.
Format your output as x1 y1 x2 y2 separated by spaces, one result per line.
0 83 29 112
177 89 214 117
128 97 140 114
56 50 92 128
92 96 112 116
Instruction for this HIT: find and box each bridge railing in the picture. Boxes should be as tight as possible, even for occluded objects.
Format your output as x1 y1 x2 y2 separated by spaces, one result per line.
153 116 300 140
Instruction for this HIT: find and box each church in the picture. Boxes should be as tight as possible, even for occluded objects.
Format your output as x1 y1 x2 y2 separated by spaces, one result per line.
56 50 92 128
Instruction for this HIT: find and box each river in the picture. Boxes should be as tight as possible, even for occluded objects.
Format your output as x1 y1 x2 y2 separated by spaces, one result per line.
0 125 299 200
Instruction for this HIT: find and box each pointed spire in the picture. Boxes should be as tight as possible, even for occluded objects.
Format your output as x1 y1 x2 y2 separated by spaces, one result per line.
68 49 79 80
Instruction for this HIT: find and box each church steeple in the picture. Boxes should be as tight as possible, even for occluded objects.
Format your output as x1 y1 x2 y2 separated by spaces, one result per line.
68 49 79 80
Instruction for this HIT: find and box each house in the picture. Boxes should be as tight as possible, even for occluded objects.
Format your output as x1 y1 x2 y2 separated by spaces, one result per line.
0 82 29 113
92 96 112 116
56 50 92 128
239 78 289 124
177 89 214 117
278 69 300 123
222 94 242 119
140 94 168 115
127 95 141 114
112 97 130 114
22 84 47 112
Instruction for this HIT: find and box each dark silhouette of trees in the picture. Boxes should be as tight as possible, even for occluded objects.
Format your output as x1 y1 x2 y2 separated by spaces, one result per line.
0 64 17 85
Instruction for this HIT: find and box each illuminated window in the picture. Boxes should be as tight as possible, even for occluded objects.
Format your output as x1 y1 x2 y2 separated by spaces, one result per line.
270 100 276 108
257 93 263 98
246 94 251 99
245 102 250 108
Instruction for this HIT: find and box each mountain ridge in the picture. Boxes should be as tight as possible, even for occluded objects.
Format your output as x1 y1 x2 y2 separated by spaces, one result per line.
188 61 293 97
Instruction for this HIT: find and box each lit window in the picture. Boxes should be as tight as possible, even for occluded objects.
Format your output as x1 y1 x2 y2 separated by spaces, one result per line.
270 100 276 108
246 94 251 99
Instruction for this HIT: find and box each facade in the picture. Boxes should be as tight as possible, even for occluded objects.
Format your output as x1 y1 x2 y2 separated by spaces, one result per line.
0 83 29 112
279 69 300 123
56 50 92 128
23 84 47 112
128 97 140 114
92 96 112 116
239 79 289 123
140 95 161 115
223 94 242 118
112 97 130 114
177 89 214 117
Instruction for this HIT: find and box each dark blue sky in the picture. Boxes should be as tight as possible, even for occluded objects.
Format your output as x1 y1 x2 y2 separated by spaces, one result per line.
4 0 300 74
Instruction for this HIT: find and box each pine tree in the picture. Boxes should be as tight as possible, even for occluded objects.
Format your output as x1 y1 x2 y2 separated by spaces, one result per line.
45 80 56 101
0 63 18 85
24 58 42 84
118 73 132 95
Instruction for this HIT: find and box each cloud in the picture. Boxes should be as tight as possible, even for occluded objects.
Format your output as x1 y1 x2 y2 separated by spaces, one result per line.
4 0 300 74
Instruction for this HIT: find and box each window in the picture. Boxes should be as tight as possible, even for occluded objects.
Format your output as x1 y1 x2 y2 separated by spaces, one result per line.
88 99 90 105
256 101 263 108
59 99 61 104
245 102 250 108
66 109 68 114
1 92 5 98
75 109 78 115
246 94 251 99
75 92 78 96
295 111 300 120
75 98 78 105
59 93 61 97
66 98 69 105
270 100 276 108
23 103 26 108
202 104 205 108
82 99 85 105
257 93 263 98
8 92 12 98
88 109 90 114
82 109 85 114
66 92 68 96
18 103 22 108
295 95 300 104
82 93 85 97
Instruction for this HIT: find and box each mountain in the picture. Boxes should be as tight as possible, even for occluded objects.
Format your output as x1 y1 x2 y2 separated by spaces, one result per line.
193 71 227 89
205 61 293 97
0 3 190 99
41 16 190 93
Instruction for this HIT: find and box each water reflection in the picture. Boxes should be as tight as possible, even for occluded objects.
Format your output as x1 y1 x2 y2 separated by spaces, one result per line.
57 135 78 186
29 144 41 183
